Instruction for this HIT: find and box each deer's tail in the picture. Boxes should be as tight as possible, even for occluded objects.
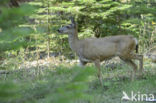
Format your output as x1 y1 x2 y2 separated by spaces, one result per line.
133 38 138 53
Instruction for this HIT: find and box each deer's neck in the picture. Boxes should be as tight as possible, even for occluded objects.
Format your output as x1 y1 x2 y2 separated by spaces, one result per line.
68 32 79 51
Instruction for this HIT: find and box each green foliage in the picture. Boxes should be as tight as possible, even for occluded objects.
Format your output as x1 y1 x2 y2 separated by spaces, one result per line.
0 64 156 103
0 81 21 103
0 0 156 103
0 3 36 52
0 4 34 29
0 66 96 103
1 0 156 57
122 0 156 51
31 0 156 55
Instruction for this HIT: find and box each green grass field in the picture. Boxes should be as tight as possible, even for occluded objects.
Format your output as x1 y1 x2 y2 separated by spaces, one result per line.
0 59 156 103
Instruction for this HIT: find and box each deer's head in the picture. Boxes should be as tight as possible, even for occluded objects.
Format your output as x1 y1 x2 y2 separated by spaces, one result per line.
57 18 76 35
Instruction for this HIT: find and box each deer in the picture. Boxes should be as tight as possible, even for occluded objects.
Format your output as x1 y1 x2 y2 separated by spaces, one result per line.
57 18 143 85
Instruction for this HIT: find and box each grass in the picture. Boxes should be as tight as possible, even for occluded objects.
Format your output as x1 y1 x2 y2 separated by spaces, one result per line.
0 59 156 103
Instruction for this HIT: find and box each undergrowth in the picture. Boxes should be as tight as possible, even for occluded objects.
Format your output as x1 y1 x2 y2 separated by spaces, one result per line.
0 61 156 103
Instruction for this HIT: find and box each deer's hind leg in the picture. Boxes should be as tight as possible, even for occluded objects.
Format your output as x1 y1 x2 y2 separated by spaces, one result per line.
120 58 137 81
131 54 143 74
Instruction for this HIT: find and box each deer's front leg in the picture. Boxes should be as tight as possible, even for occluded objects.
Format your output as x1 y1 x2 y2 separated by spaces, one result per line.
94 59 103 86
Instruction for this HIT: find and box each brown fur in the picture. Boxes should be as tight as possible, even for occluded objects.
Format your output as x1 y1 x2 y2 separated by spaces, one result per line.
58 19 143 85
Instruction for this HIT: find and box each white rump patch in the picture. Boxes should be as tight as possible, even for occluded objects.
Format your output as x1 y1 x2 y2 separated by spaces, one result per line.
134 38 138 45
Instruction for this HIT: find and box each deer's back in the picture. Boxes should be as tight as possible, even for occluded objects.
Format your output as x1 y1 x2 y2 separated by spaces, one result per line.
76 35 136 61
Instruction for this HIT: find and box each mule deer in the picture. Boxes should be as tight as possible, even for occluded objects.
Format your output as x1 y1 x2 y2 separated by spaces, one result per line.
58 18 143 85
